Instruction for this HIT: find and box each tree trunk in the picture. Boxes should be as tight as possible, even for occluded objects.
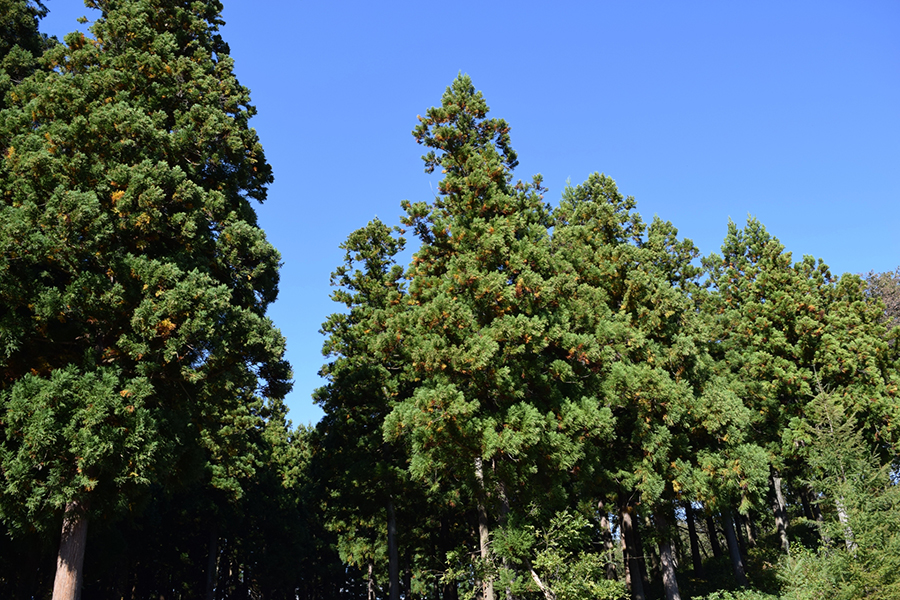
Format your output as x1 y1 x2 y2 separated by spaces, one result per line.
705 514 723 558
721 511 748 588
734 511 748 557
387 498 401 600
441 515 459 600
632 511 651 594
835 496 857 552
654 509 682 600
527 561 557 600
740 512 756 548
52 499 89 600
620 504 645 600
620 512 632 594
684 503 704 576
368 561 376 600
598 500 618 580
771 472 790 554
474 457 494 600
205 523 219 600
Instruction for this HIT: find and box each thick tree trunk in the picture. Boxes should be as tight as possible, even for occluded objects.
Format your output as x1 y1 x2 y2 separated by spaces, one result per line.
620 505 645 600
734 512 748 556
387 498 401 600
598 500 618 580
654 509 682 600
205 523 219 600
474 457 495 600
684 503 704 576
771 472 790 553
705 514 723 558
52 499 89 600
722 511 748 588
740 512 756 548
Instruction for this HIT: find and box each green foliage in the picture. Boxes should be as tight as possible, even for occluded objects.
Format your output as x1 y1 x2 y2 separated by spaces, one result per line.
777 394 900 600
493 508 627 600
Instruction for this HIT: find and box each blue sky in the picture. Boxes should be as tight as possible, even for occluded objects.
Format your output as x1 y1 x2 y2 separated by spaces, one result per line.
40 1 900 426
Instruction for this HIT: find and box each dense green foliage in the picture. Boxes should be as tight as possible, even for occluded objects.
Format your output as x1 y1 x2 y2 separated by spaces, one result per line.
0 3 897 598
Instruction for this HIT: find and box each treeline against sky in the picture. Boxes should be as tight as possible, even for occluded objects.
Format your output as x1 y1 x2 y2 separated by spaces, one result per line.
1 2 899 599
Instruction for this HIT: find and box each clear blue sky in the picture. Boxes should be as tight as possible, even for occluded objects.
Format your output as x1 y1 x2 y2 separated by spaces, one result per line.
39 1 900 426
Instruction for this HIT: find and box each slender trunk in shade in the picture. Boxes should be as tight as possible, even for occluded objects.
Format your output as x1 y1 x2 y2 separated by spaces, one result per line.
684 503 704 576
368 562 376 600
620 512 633 595
205 523 219 600
620 505 646 600
474 457 494 600
835 497 857 552
734 512 748 557
633 512 651 594
598 500 618 580
722 511 748 587
705 514 723 558
654 509 682 600
771 472 790 553
387 499 400 600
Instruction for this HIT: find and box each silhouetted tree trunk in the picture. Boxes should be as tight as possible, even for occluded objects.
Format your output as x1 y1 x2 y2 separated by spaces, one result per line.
684 503 704 576
620 504 646 600
705 514 723 558
722 511 748 588
387 499 400 600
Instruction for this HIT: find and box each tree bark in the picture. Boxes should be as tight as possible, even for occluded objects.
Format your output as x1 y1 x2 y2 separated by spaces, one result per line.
52 499 89 600
598 499 618 580
705 514 723 558
835 496 857 552
620 504 645 600
684 503 704 576
721 511 748 588
527 561 557 600
632 511 651 594
654 509 682 600
771 472 790 554
387 498 401 600
474 457 495 600
205 523 219 600
367 561 376 600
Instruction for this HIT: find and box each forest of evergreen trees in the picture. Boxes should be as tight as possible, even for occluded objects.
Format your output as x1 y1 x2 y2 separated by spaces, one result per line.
1 1 898 599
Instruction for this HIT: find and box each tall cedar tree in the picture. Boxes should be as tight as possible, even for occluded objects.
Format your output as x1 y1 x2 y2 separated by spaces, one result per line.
385 76 616 600
0 1 290 597
314 219 412 599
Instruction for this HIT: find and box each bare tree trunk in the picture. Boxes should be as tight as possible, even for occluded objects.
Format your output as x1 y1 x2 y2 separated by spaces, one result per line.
598 499 618 580
740 512 756 548
620 513 632 594
722 511 748 588
655 509 682 600
771 472 790 554
368 561 376 600
52 499 89 600
705 514 723 558
835 497 857 552
684 503 704 576
620 505 646 600
205 523 219 600
526 560 557 600
387 498 400 600
633 512 651 594
474 457 494 600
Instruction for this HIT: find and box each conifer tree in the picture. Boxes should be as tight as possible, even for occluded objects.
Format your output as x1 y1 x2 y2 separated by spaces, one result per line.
0 1 289 597
385 75 616 600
